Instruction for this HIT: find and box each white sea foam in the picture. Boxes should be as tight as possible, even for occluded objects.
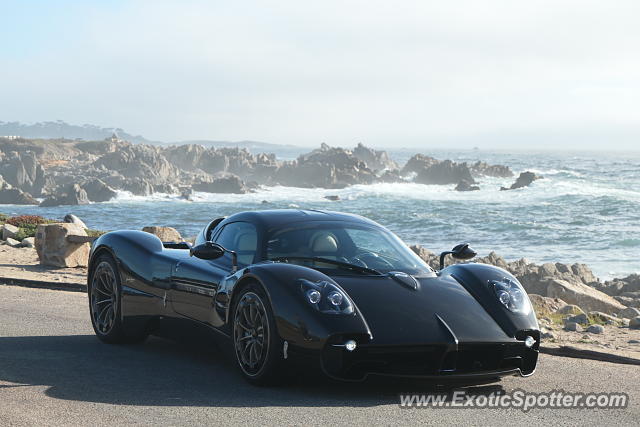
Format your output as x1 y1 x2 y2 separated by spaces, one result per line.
107 176 640 206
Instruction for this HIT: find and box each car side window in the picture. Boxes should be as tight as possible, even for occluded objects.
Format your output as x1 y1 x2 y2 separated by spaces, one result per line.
215 222 258 267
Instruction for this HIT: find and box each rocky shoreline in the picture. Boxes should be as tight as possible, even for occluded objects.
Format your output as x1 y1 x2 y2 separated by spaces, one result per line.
0 136 535 206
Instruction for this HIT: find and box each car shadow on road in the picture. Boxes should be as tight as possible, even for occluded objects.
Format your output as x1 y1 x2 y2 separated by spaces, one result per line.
0 334 504 407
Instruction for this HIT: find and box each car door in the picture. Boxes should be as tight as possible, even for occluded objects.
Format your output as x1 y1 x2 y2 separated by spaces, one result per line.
170 221 258 326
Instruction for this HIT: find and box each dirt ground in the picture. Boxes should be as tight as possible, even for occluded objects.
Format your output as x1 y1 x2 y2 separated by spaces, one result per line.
0 245 86 285
540 320 640 360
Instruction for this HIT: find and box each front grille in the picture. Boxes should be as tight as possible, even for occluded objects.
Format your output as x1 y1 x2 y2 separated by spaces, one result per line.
321 341 533 380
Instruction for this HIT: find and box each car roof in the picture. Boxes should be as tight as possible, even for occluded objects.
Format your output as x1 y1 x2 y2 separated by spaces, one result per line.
221 209 380 230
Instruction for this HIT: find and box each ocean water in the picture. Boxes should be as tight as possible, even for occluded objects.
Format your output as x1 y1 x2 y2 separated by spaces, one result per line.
2 148 639 280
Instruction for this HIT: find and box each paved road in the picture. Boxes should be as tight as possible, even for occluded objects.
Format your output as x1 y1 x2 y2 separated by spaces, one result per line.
0 284 638 426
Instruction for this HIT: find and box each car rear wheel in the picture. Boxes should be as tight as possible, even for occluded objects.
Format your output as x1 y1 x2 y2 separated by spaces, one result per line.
89 254 146 344
232 283 282 385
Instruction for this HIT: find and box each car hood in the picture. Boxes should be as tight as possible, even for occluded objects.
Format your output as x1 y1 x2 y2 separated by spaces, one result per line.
332 274 513 346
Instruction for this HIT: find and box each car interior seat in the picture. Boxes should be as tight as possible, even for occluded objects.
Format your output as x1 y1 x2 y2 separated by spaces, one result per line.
310 231 340 260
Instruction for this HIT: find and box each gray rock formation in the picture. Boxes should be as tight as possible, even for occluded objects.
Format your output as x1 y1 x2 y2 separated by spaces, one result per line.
500 171 543 191
192 174 249 194
80 178 118 202
40 184 90 207
352 143 398 172
469 161 513 178
1 137 516 201
455 179 480 191
401 154 439 176
0 151 46 196
142 226 183 242
587 324 604 334
0 186 38 204
415 160 475 185
64 214 87 230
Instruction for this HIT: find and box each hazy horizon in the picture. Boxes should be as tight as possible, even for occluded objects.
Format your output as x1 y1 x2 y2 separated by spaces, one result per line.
2 1 639 150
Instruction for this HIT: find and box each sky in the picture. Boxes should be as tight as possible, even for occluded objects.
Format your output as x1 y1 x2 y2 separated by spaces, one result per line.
1 0 639 149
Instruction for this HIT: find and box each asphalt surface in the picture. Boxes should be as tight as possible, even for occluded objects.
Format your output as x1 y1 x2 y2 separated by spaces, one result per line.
0 284 638 426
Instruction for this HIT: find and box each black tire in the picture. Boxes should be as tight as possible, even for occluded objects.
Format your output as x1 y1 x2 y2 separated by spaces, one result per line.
231 283 282 385
88 254 147 344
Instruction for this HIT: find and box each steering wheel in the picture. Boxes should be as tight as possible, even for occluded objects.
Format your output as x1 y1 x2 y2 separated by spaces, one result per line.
351 251 394 270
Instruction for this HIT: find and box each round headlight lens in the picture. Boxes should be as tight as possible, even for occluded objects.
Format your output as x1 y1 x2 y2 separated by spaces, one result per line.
490 277 531 315
307 289 321 304
299 279 354 315
497 289 510 306
328 291 343 306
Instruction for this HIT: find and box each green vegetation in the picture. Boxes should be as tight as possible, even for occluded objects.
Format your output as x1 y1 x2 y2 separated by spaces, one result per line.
0 213 106 241
3 215 57 240
85 229 107 238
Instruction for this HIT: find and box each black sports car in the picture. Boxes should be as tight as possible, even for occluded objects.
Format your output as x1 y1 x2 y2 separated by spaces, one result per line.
87 209 539 384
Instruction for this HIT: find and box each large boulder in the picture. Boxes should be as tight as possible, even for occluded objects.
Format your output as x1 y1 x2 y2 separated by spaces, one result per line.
500 171 543 191
93 143 177 184
35 223 90 267
64 214 87 230
618 307 640 319
21 236 35 248
469 161 513 178
401 154 439 176
2 223 19 240
192 174 249 194
0 187 38 204
142 226 183 242
529 294 567 316
274 144 377 188
5 237 21 247
602 274 640 296
415 160 475 185
0 176 38 204
0 151 46 196
40 184 90 207
80 178 117 202
454 179 480 191
543 278 626 315
351 143 398 172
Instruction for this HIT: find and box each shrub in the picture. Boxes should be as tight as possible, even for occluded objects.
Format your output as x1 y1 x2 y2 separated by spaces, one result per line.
5 215 55 227
85 229 107 238
5 215 56 242
14 225 38 241
0 213 8 223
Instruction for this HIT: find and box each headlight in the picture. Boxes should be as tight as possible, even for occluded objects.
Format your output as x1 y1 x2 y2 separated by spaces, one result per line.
299 279 354 315
489 277 531 315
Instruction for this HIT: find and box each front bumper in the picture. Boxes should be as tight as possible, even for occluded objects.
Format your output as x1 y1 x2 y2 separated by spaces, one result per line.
318 335 539 381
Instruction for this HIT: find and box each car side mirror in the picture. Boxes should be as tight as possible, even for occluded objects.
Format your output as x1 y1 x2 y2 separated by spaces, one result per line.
439 243 477 270
189 242 225 260
189 241 239 273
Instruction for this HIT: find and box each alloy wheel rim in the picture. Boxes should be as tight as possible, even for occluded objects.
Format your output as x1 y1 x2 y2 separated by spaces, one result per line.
91 262 117 335
234 292 269 376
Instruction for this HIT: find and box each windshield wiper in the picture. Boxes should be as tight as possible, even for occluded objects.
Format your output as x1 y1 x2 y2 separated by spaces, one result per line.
269 256 383 276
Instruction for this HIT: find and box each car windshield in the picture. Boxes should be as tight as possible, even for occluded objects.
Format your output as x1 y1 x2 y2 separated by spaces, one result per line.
265 221 433 275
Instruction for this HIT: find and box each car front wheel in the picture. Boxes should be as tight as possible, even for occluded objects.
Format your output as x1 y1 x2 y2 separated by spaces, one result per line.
88 254 146 344
232 283 282 385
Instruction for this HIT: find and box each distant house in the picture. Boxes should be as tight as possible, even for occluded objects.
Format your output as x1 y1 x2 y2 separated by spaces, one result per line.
108 133 123 143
